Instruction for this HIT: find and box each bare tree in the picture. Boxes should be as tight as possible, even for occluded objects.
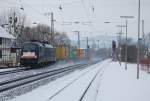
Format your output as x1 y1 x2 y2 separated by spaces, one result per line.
20 24 71 46
54 31 71 46
0 8 26 37
0 8 71 46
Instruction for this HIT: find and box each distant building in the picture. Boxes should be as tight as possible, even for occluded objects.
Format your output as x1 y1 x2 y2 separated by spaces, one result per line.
0 26 17 67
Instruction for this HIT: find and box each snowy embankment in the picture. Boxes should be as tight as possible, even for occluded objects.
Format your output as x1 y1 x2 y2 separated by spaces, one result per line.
97 62 150 101
10 60 150 101
10 60 110 101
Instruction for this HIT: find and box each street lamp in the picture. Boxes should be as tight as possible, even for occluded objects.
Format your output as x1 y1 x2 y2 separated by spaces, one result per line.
137 0 141 79
120 16 134 70
62 21 92 26
104 22 111 24
33 22 37 25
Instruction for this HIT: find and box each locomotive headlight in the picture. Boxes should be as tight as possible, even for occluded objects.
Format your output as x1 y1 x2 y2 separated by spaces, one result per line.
21 52 37 59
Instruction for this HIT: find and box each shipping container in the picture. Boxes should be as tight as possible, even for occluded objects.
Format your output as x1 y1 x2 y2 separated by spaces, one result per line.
77 48 85 60
70 48 77 60
56 46 69 60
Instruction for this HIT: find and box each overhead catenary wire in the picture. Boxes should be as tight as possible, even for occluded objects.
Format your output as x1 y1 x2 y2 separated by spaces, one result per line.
58 0 62 11
91 0 95 18
57 0 65 31
0 0 93 40
80 0 92 21
0 0 97 33
19 1 65 28
84 0 96 36
61 0 95 26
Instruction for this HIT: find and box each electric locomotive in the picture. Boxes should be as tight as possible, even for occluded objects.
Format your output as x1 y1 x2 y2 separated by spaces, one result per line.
20 42 56 67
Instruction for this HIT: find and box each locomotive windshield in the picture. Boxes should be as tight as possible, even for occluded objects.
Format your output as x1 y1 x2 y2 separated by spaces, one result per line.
22 44 37 52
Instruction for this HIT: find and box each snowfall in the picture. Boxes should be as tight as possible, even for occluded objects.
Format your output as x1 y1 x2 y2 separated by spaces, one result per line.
9 59 150 101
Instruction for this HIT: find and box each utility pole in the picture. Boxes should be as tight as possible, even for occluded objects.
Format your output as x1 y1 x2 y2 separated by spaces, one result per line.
120 16 134 70
125 20 128 70
97 40 100 49
142 20 145 58
51 12 55 44
116 25 126 65
44 12 56 44
142 20 145 45
13 12 16 36
86 37 90 61
116 32 123 64
142 20 144 39
116 25 125 46
13 12 17 37
137 0 141 79
120 27 123 46
77 31 80 48
116 30 122 47
86 37 89 49
73 31 80 48
12 11 19 66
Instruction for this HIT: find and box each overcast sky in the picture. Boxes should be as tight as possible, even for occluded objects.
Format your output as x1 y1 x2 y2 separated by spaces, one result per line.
0 0 150 40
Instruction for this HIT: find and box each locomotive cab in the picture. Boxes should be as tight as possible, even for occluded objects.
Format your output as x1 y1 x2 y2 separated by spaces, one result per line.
20 42 56 67
20 43 39 66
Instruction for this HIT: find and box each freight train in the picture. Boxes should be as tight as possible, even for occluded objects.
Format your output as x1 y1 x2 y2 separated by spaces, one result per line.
56 47 87 60
19 41 88 67
20 42 56 67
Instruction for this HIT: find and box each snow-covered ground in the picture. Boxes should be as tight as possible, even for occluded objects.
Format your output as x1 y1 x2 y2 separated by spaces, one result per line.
9 60 109 101
9 60 150 101
97 62 150 101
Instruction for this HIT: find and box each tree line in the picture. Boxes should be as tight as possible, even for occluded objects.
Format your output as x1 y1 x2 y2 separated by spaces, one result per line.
0 8 71 47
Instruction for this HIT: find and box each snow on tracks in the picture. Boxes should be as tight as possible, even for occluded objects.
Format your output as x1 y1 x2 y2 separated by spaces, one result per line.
47 60 110 101
9 60 110 101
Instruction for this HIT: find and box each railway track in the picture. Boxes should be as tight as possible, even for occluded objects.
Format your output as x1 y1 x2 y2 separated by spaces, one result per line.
0 58 103 76
0 64 57 76
46 60 108 101
79 66 103 101
0 68 27 75
0 63 89 93
0 61 90 76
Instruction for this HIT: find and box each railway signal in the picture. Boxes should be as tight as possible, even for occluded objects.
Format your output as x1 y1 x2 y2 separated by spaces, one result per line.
112 40 116 61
